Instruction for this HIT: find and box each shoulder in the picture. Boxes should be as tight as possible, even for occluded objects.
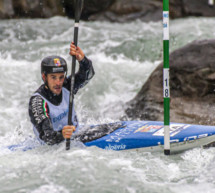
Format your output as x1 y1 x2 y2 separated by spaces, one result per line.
30 84 53 103
35 84 46 96
29 85 46 98
29 85 44 103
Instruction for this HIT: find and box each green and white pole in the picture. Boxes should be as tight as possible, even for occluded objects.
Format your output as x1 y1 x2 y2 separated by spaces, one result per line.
163 0 170 155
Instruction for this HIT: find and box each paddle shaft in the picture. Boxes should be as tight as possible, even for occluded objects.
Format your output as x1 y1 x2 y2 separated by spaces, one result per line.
66 26 79 150
66 0 83 150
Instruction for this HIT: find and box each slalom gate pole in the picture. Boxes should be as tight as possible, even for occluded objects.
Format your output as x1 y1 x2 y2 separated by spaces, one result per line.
163 0 170 155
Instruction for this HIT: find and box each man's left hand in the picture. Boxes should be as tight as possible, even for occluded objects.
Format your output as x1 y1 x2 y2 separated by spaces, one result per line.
70 42 85 61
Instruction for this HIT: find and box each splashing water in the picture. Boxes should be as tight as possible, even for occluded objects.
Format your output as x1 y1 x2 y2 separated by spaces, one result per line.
0 16 215 193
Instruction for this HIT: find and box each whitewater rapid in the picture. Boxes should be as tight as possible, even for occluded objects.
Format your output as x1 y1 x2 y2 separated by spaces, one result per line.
0 16 215 193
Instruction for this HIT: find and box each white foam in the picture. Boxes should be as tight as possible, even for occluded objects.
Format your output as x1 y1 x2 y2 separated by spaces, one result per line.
0 17 215 193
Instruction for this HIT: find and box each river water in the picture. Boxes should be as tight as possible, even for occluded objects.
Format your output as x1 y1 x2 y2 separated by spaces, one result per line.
0 16 215 193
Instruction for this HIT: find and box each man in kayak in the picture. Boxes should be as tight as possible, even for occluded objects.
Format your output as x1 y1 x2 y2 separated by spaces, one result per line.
28 42 95 145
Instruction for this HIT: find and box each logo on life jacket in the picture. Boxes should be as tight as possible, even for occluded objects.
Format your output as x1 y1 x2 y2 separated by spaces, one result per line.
54 58 61 67
52 109 69 123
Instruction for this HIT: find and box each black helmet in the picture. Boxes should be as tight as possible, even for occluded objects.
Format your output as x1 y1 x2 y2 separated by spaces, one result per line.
41 55 67 75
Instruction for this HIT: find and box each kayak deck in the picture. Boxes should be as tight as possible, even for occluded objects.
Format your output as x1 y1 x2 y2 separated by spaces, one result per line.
5 121 215 153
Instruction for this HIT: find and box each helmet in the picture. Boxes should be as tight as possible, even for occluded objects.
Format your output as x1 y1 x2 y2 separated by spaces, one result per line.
41 55 67 75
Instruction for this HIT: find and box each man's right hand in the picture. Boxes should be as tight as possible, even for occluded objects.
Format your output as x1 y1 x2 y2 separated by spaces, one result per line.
62 125 76 139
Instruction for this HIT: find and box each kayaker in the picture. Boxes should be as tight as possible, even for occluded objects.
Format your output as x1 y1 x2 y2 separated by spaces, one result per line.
28 42 95 145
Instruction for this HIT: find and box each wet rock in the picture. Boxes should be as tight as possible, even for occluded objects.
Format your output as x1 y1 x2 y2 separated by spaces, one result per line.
124 39 215 125
0 0 14 18
183 0 215 17
89 0 215 22
0 0 65 19
63 0 115 20
12 0 64 18
0 0 215 21
169 0 215 19
89 0 163 22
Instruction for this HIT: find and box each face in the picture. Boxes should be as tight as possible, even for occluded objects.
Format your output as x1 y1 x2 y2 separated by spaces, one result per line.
43 72 65 95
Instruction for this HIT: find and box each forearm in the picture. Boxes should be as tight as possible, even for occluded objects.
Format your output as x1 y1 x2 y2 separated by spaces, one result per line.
41 119 64 145
64 56 95 93
77 56 95 82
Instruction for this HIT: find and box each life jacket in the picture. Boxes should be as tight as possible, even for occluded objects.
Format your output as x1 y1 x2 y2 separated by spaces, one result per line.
32 87 79 140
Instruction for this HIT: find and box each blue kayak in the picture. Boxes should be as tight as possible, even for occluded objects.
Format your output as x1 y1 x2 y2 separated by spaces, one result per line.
82 121 215 152
5 121 215 153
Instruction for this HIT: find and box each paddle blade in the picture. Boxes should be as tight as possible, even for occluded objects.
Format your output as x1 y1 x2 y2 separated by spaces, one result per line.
75 0 84 22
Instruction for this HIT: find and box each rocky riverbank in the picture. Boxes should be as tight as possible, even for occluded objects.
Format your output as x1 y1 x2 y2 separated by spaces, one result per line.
124 39 215 125
0 0 215 21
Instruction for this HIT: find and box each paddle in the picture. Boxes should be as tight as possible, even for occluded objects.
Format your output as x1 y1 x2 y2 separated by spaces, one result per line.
66 0 84 150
